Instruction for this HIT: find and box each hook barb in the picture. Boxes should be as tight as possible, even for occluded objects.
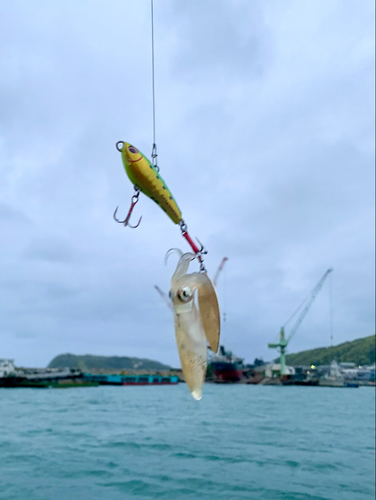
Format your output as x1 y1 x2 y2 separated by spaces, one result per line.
195 237 208 255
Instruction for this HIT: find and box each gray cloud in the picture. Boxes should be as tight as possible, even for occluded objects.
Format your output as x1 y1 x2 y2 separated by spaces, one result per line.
169 0 270 78
23 237 79 263
0 202 30 223
0 0 374 368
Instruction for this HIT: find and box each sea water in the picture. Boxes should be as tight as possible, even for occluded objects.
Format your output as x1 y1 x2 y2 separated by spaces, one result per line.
0 384 375 500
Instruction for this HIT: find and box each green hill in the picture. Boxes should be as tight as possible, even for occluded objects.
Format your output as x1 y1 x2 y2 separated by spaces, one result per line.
278 335 375 366
48 353 171 372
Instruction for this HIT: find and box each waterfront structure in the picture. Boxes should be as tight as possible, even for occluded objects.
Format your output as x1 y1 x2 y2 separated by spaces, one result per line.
264 363 295 378
0 359 15 377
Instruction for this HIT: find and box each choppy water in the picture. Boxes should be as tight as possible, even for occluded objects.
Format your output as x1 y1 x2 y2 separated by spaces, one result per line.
0 384 375 500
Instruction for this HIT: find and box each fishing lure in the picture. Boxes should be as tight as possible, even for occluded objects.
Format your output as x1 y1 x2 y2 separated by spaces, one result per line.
168 250 220 400
114 141 221 399
114 141 207 270
115 142 181 223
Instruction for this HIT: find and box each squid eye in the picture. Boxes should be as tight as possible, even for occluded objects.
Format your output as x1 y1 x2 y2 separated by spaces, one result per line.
128 146 138 154
177 286 193 303
168 290 172 299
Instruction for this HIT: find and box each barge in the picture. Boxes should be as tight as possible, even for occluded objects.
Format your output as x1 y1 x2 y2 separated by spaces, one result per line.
85 374 179 386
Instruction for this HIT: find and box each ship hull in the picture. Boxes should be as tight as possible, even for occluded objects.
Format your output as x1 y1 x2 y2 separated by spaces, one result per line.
211 362 243 382
0 376 98 388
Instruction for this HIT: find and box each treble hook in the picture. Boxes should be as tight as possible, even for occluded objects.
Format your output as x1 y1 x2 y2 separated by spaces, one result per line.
113 192 142 228
178 220 207 272
195 237 208 273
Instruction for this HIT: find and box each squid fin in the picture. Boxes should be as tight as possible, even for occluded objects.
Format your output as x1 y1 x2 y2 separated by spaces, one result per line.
197 274 220 353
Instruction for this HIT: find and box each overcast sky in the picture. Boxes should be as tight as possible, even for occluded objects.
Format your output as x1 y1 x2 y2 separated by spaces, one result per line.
1 0 374 368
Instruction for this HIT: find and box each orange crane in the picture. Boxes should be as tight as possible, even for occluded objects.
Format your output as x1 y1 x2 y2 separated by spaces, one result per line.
213 257 228 287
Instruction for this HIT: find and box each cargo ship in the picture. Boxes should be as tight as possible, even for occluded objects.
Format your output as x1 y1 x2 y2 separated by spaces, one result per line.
209 345 244 382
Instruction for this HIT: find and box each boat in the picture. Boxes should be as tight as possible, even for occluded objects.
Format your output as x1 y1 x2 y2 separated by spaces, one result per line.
0 369 98 388
282 377 319 386
209 345 244 382
318 360 358 388
85 374 179 386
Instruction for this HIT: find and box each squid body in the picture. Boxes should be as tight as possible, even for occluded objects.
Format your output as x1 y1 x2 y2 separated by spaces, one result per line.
169 252 220 400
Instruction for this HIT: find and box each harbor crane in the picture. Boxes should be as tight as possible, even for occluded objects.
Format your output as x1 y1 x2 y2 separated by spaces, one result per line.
268 268 333 376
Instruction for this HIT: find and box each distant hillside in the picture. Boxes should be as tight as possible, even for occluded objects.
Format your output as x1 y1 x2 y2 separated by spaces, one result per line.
278 335 375 366
48 354 171 372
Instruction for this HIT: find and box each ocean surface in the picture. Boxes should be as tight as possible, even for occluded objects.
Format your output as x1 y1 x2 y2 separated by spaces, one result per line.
0 384 375 500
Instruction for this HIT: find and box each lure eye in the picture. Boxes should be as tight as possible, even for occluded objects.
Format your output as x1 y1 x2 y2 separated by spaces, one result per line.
177 286 193 303
128 146 138 154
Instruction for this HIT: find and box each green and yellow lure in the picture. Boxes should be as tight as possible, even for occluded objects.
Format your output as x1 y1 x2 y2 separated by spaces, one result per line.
117 141 182 224
114 140 206 270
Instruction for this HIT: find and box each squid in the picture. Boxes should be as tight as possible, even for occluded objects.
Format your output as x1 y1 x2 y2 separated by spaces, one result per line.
168 250 220 400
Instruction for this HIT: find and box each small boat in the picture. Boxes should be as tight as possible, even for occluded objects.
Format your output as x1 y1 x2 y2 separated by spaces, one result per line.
282 378 319 386
319 360 358 388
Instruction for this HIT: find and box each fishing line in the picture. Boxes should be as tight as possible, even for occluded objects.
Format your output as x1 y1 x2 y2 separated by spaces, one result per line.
150 0 158 169
114 1 208 272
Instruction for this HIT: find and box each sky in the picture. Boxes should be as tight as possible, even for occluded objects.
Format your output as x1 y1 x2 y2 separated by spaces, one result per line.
0 0 374 368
